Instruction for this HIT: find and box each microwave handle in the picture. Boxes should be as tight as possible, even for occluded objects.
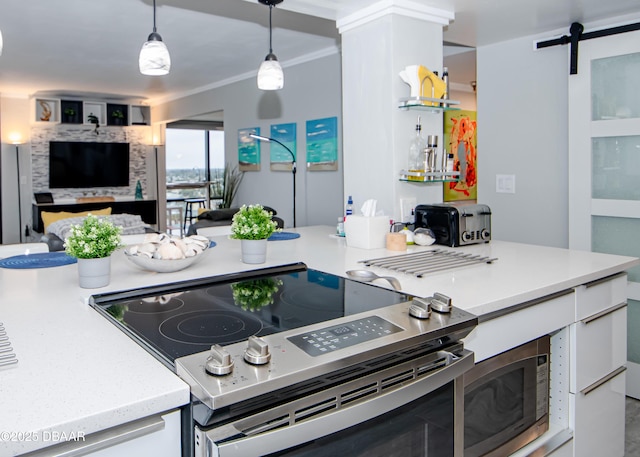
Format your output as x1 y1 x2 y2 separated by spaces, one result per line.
208 349 474 457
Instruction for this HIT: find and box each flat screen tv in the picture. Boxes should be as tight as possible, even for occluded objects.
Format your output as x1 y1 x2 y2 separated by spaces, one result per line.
49 141 130 188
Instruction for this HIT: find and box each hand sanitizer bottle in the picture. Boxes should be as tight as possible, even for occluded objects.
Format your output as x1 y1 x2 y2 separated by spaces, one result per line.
345 196 354 216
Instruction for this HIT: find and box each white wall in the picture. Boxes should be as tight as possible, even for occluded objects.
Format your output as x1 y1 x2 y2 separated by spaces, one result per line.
451 87 476 111
1 96 31 244
476 35 568 248
154 53 343 228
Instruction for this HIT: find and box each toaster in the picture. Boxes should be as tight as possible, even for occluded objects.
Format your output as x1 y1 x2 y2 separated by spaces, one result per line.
414 203 491 247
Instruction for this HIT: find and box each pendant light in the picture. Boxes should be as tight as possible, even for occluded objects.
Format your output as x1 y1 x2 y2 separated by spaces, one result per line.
0 29 3 57
139 0 170 76
257 0 284 90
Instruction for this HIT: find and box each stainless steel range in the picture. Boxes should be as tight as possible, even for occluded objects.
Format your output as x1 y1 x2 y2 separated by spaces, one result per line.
91 262 477 457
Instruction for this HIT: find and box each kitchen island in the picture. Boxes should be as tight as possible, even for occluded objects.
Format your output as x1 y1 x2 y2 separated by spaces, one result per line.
1 225 637 456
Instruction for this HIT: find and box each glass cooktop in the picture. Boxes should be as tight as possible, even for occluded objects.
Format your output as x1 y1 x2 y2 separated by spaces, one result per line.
91 263 411 367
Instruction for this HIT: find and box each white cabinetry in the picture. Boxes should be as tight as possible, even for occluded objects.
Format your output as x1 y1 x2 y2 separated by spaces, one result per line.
86 410 181 457
27 409 182 457
469 273 628 457
569 274 627 457
547 439 574 457
570 371 626 457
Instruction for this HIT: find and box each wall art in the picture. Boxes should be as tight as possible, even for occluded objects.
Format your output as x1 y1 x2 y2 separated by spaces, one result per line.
443 110 477 202
238 127 261 171
270 123 296 171
306 116 338 171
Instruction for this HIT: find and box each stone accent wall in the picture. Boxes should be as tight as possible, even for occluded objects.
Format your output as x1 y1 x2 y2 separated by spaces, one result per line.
31 124 151 200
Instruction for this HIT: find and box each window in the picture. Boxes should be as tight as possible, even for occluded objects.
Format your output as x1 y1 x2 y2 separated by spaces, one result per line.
165 124 225 206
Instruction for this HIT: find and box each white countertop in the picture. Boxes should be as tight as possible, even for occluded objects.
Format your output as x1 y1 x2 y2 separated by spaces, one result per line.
1 225 637 456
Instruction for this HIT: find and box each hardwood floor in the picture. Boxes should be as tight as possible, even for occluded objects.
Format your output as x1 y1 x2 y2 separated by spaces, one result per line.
627 396 640 456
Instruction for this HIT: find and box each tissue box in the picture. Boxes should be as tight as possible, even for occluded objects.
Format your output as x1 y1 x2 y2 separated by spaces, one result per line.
344 215 389 249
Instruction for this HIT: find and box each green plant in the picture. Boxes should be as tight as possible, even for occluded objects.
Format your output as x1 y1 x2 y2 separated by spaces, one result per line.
220 164 244 209
231 204 279 240
64 107 76 116
111 109 124 119
87 113 100 134
64 214 122 259
231 278 283 312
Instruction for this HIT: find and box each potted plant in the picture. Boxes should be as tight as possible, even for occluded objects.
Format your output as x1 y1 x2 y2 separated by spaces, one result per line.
230 204 279 264
210 164 244 209
111 109 125 125
87 112 100 134
63 107 77 123
64 214 123 288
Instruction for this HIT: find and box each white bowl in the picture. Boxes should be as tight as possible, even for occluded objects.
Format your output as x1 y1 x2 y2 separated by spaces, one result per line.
124 244 209 273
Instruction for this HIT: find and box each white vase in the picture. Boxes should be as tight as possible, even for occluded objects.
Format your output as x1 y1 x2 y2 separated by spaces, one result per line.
240 239 268 264
77 256 111 289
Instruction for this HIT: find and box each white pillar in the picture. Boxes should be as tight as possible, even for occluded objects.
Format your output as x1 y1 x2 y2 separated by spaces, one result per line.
338 2 452 221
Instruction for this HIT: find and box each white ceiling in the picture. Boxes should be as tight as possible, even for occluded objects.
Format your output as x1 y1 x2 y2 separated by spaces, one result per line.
0 0 638 104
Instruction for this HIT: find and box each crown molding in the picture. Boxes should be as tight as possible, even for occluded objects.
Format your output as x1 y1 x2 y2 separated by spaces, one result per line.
337 0 453 34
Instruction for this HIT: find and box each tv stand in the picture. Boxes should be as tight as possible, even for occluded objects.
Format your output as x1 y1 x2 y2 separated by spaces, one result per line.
32 199 157 233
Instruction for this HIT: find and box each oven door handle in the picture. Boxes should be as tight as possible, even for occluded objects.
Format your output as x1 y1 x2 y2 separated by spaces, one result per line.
204 349 474 457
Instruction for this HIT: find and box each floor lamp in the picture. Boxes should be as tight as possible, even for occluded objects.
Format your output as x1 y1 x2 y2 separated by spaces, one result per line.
13 143 23 243
250 134 296 227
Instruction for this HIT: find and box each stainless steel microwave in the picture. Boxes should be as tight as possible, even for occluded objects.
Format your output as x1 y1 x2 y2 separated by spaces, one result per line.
463 335 550 457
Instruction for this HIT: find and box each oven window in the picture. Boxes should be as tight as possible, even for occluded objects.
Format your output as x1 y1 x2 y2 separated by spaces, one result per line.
464 367 525 449
266 382 455 457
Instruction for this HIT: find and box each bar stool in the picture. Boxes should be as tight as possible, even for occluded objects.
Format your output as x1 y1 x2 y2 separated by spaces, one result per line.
183 198 206 232
166 206 184 237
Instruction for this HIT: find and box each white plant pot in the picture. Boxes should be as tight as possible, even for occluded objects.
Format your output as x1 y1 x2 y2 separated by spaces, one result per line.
77 256 111 289
240 239 268 264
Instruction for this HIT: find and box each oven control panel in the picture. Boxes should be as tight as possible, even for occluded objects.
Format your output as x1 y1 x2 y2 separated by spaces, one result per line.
287 316 403 357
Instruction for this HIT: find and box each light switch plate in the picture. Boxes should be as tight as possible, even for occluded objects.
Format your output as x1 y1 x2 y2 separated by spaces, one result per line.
400 197 417 223
496 174 516 194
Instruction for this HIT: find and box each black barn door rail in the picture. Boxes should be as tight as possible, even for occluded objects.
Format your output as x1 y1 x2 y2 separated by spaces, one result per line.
536 21 640 74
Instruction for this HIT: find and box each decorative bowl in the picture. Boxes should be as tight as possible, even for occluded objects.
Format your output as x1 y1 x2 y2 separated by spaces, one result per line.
124 240 210 273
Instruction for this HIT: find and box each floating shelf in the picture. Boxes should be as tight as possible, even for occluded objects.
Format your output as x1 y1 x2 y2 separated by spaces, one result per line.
399 169 460 183
31 95 151 127
398 96 460 112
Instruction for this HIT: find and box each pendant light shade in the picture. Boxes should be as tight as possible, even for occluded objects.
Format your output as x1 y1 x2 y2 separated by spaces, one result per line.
257 0 284 90
0 29 3 57
139 0 170 76
257 53 283 90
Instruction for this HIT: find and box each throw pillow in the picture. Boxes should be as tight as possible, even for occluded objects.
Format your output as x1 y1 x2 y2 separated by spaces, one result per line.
41 207 112 233
198 208 239 221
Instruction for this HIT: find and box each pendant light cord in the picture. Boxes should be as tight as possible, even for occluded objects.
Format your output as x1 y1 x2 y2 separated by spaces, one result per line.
153 0 158 33
268 4 273 53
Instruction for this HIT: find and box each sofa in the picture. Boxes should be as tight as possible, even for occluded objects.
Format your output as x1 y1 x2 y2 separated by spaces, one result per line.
40 213 152 252
186 207 284 237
